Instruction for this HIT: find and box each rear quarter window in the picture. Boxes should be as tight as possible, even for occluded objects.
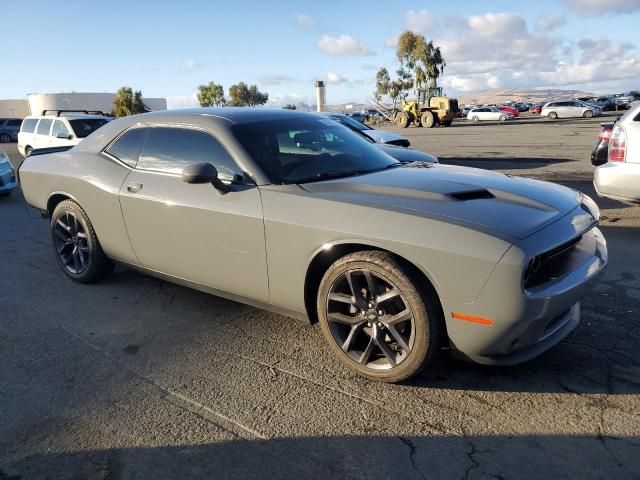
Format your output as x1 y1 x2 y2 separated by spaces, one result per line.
36 119 53 135
105 127 148 167
21 118 38 133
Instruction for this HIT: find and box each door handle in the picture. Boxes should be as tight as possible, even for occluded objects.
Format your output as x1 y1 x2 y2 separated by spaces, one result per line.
127 182 143 193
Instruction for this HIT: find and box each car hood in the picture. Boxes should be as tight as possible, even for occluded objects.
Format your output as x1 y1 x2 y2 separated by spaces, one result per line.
375 144 438 163
299 164 582 239
362 129 408 144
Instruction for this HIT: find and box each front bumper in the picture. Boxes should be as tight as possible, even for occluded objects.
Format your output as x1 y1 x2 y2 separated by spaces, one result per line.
594 162 640 204
442 208 607 365
0 165 17 193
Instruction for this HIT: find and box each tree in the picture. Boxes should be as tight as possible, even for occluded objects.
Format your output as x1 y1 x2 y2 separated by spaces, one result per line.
396 31 445 89
374 67 413 110
197 81 226 107
112 87 146 117
282 104 297 110
228 82 269 107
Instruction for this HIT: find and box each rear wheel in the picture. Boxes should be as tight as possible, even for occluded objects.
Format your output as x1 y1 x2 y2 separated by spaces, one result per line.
420 111 435 128
51 200 114 283
317 251 442 383
396 112 410 128
548 112 558 119
583 110 594 118
471 116 479 122
0 133 10 143
499 115 507 121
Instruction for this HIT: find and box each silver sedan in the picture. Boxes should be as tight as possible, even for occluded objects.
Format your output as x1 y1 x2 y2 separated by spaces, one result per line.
18 108 607 382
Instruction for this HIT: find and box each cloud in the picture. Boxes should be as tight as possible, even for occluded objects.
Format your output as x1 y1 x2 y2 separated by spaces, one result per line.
295 13 316 28
563 0 640 16
326 72 347 84
183 59 200 70
268 93 308 106
535 13 567 32
405 9 438 34
316 34 374 56
258 74 297 86
384 35 399 48
166 93 199 109
361 63 378 71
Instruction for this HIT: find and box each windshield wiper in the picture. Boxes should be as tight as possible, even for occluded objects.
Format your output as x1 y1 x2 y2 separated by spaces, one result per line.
294 163 401 184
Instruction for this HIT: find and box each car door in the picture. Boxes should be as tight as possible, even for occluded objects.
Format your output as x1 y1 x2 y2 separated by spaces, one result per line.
50 120 72 147
117 125 269 301
34 118 53 148
567 101 582 117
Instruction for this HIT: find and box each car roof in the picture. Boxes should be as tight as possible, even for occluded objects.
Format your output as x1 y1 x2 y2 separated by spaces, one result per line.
135 107 318 125
25 114 109 120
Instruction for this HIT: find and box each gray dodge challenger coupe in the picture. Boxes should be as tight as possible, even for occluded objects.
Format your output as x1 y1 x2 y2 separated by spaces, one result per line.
19 108 607 382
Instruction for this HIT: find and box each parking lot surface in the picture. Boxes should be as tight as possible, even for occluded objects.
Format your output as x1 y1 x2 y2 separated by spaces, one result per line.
1 115 640 479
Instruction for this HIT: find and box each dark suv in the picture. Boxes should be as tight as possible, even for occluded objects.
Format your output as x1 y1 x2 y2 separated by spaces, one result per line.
0 118 23 143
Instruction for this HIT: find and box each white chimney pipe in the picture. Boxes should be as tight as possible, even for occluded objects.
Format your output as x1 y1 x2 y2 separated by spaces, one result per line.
316 81 326 112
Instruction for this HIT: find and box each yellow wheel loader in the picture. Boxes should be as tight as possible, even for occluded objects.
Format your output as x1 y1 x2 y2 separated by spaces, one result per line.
395 87 459 128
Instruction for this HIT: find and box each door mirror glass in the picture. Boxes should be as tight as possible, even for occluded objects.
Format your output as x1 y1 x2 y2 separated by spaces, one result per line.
182 162 217 184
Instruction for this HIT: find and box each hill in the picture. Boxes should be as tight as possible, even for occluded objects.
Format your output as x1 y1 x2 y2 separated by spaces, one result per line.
457 88 596 105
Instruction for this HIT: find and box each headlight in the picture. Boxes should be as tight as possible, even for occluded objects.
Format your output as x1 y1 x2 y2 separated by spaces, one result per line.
581 194 600 221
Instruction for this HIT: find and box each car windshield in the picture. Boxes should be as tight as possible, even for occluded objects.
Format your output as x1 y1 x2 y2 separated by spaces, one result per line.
68 118 108 138
335 115 372 131
232 117 399 184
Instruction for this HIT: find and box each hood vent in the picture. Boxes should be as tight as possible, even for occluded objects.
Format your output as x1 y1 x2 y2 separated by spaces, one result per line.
449 189 495 201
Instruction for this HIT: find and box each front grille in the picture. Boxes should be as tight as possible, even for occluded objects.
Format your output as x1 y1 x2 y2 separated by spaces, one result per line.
524 235 583 289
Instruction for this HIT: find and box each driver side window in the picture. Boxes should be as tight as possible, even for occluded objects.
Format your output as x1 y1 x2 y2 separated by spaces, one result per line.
137 127 242 180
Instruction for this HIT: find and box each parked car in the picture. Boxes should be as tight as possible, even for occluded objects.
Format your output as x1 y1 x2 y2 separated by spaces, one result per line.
18 111 110 157
529 103 544 114
323 113 410 147
591 123 615 166
541 100 602 119
0 148 17 196
348 112 367 123
615 92 639 110
594 102 640 204
323 113 437 163
497 105 519 117
467 107 513 122
19 108 607 382
593 96 617 112
515 103 530 113
0 118 22 143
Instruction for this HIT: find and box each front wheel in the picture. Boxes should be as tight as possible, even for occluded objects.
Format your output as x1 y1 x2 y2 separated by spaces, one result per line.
396 112 410 128
548 112 558 119
317 251 443 383
0 133 10 143
499 115 507 121
51 200 114 283
471 116 479 122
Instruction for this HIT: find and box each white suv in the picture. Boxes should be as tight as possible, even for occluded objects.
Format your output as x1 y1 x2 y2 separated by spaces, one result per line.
594 102 640 204
18 111 110 157
541 100 602 119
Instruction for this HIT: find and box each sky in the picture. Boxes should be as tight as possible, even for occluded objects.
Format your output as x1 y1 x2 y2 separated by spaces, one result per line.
2 0 639 107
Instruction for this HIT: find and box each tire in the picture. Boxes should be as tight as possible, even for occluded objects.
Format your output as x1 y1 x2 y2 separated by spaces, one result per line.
499 115 507 121
24 146 32 157
420 111 435 128
396 112 410 128
50 200 114 283
583 110 593 118
548 112 558 119
0 133 10 143
443 120 453 127
471 116 479 122
317 251 443 383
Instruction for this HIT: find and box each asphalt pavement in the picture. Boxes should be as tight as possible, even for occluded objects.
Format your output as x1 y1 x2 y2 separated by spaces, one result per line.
1 115 639 479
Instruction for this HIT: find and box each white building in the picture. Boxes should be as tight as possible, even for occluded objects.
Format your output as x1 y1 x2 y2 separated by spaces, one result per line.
0 92 167 117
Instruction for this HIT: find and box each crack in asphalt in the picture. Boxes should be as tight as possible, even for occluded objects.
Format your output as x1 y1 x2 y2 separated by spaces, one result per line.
398 436 426 480
57 323 266 441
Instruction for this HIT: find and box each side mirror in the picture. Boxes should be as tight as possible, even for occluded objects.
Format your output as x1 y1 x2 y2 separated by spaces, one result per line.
56 133 71 139
181 163 230 194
